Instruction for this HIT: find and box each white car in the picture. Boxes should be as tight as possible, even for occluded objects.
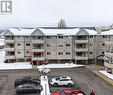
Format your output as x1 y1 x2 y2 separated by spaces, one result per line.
50 76 74 86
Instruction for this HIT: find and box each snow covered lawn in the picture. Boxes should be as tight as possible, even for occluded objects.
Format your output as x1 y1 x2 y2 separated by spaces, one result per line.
0 50 84 70
38 63 84 69
100 70 113 80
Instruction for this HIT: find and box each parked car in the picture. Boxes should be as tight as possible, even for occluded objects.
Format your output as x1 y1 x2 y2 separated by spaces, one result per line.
50 76 74 86
51 92 61 95
14 76 40 87
62 89 84 95
16 83 42 94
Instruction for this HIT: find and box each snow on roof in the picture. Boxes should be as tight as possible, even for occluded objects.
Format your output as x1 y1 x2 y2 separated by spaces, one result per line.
9 28 36 36
101 29 113 35
39 28 80 35
84 29 97 35
5 27 113 36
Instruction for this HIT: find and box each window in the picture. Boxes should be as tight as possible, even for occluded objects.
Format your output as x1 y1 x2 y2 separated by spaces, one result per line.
18 51 21 54
47 36 51 39
26 43 30 46
47 44 50 47
33 44 43 49
66 44 71 47
66 52 71 55
90 44 93 46
103 36 105 38
6 51 15 55
102 43 105 46
90 36 93 38
32 36 43 40
34 53 43 57
58 36 63 39
26 51 29 53
47 52 51 55
17 43 21 46
102 51 104 54
59 45 63 47
90 52 93 54
58 52 63 55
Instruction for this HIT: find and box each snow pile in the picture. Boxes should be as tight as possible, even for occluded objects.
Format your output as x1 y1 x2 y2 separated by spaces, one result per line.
100 70 113 80
38 63 84 69
0 51 32 70
40 76 50 95
0 62 32 70
0 39 4 46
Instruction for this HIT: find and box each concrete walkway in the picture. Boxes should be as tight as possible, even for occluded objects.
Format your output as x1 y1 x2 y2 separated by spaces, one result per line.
85 64 113 86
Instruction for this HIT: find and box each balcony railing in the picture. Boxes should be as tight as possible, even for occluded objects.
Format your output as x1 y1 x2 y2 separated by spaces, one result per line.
104 62 113 68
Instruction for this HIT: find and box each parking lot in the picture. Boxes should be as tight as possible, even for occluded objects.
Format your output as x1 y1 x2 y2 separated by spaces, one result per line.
0 66 113 95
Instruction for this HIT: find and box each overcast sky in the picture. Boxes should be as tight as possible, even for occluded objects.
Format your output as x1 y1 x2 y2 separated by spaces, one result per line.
0 0 113 29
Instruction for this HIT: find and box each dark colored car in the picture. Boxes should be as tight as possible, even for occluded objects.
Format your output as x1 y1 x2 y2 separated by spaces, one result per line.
16 83 42 94
14 76 40 87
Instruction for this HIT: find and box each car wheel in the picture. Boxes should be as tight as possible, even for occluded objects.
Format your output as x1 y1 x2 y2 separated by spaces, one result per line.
67 83 72 87
53 83 58 86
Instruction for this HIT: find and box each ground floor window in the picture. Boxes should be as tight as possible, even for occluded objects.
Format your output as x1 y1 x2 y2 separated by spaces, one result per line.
107 68 112 74
4 59 15 63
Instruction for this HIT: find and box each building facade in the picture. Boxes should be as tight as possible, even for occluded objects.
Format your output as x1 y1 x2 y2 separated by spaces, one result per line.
104 31 113 74
3 27 112 65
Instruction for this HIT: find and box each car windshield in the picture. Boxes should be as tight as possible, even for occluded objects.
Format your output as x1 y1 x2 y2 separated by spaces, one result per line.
55 77 60 80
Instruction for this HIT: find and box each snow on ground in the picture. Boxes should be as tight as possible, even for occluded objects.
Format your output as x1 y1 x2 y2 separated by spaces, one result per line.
40 76 50 95
0 51 32 69
0 50 83 70
100 70 113 80
38 63 84 69
0 39 4 46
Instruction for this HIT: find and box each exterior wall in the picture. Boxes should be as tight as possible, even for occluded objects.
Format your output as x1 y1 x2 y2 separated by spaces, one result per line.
4 28 109 65
104 35 113 74
45 36 73 60
88 35 95 59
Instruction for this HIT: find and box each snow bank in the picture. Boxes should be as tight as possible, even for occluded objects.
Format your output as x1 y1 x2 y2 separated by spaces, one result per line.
40 76 50 95
0 51 32 70
100 70 113 80
38 63 84 69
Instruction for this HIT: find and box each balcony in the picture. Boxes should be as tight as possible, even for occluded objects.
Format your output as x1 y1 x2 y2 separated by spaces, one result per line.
32 39 44 43
75 48 88 51
32 57 45 61
5 46 14 51
104 62 113 69
32 48 44 52
5 55 15 59
5 39 14 43
105 52 113 58
75 40 88 43
75 56 88 60
105 41 113 45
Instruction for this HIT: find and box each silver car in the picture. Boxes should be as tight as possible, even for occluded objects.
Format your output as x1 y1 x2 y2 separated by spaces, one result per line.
16 83 42 94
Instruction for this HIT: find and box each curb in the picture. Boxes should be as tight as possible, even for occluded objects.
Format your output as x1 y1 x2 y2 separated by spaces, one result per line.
94 71 113 86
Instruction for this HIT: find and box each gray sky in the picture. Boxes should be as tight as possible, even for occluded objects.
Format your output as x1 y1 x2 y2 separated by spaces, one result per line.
0 0 113 29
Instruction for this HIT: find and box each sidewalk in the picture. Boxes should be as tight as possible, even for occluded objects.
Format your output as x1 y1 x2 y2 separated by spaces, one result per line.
85 64 113 86
94 71 113 86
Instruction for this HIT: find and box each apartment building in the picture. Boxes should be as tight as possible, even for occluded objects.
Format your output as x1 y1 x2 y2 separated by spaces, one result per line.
104 30 113 74
3 27 109 65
